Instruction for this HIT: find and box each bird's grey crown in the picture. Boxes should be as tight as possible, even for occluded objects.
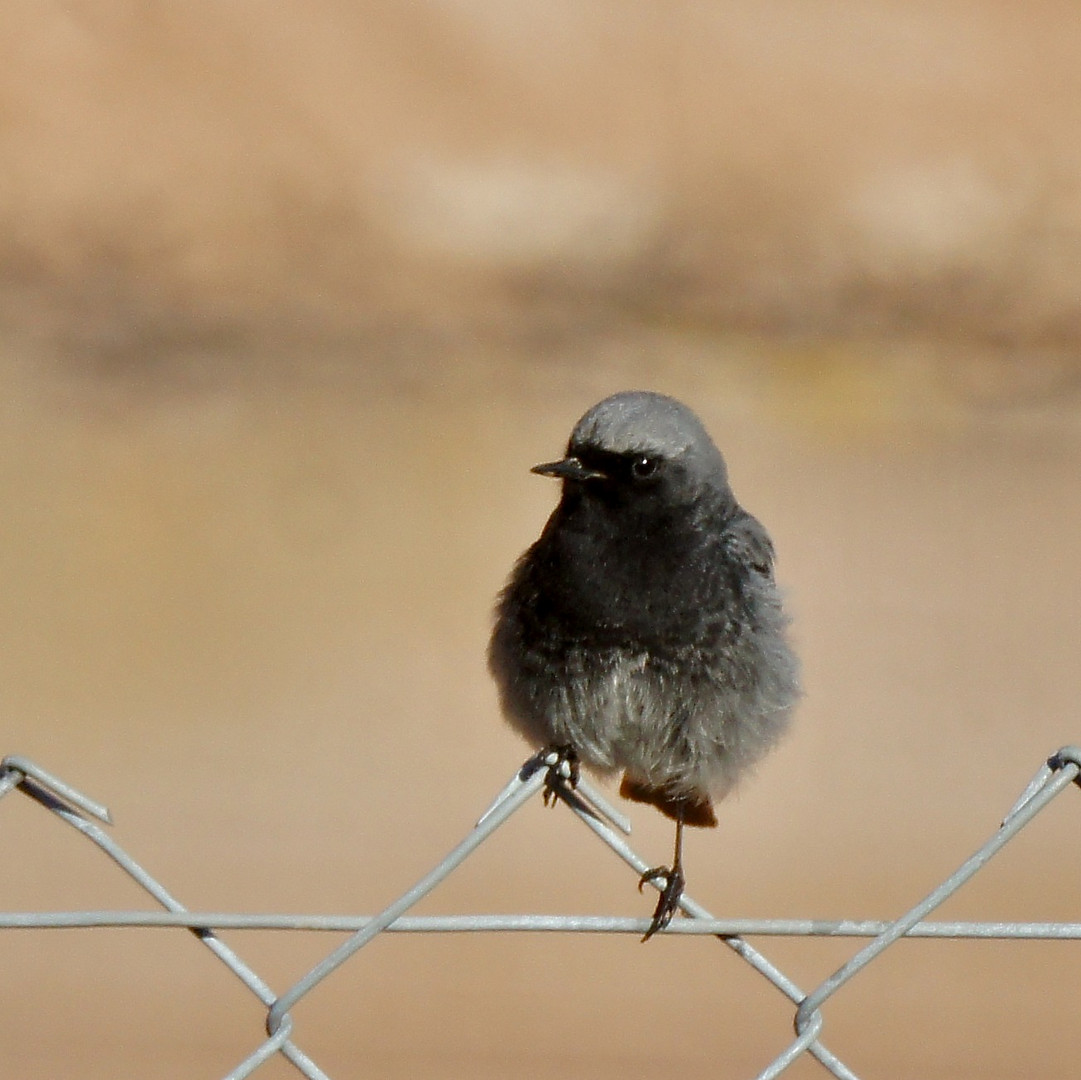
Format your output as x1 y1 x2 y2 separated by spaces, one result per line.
569 391 728 488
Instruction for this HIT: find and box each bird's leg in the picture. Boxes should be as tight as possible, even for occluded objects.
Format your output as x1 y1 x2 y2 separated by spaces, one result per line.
638 812 686 941
539 744 580 807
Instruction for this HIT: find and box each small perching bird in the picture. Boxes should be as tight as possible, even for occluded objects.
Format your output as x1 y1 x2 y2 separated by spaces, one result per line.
489 391 799 939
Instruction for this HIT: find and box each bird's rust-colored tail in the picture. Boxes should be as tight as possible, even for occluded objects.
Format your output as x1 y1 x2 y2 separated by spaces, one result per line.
619 775 717 828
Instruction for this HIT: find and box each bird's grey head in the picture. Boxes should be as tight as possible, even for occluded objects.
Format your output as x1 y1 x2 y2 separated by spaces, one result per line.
533 391 732 505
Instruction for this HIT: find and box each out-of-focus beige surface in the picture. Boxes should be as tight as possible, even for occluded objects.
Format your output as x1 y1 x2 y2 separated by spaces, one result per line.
4 0 1081 352
2 3 1081 1078
3 344 1079 1079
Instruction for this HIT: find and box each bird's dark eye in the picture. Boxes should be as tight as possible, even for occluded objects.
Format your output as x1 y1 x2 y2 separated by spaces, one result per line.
630 456 659 481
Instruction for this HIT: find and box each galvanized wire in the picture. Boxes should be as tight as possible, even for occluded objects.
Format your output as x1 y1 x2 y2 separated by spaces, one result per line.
5 911 1080 937
2 744 1079 1080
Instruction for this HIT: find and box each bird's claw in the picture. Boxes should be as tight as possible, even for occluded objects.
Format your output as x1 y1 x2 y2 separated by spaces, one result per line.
638 863 685 941
540 745 579 807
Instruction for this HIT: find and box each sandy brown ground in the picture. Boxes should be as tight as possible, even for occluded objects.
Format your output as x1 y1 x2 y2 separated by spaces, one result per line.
2 3 1081 1077
1 339 1079 1079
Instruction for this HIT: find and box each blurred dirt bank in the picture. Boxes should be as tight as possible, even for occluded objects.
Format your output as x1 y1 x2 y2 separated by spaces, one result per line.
3 1 1081 361
2 4 1081 1079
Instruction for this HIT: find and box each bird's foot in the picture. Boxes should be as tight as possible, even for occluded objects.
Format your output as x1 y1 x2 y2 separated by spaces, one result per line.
539 745 579 807
638 863 685 941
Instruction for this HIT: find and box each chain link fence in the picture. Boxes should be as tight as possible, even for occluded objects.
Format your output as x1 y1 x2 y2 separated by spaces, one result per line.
2 745 1079 1079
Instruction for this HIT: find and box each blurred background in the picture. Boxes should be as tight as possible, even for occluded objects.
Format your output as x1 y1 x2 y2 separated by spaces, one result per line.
2 2 1080 1077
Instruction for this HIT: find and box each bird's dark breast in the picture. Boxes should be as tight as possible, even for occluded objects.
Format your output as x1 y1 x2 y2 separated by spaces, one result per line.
498 547 743 715
524 497 740 649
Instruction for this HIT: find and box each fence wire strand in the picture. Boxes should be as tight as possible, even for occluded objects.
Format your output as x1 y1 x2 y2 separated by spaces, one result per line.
2 744 1079 1079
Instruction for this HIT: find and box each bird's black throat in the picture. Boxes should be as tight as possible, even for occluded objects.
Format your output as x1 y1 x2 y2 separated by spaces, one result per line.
527 478 735 647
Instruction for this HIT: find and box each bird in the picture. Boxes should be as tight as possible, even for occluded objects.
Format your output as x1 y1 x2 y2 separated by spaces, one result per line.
488 390 799 939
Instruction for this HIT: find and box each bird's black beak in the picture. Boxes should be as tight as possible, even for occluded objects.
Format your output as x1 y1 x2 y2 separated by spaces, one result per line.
531 457 606 482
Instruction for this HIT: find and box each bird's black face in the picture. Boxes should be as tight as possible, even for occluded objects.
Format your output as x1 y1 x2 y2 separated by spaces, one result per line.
534 445 680 515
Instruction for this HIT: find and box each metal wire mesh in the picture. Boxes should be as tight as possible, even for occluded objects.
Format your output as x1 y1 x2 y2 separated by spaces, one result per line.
2 745 1079 1079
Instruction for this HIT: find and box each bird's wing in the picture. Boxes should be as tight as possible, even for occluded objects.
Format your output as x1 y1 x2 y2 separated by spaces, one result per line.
726 509 777 579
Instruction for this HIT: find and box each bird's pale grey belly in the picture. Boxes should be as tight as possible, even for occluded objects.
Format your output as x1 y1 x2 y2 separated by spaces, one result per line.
539 644 792 799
